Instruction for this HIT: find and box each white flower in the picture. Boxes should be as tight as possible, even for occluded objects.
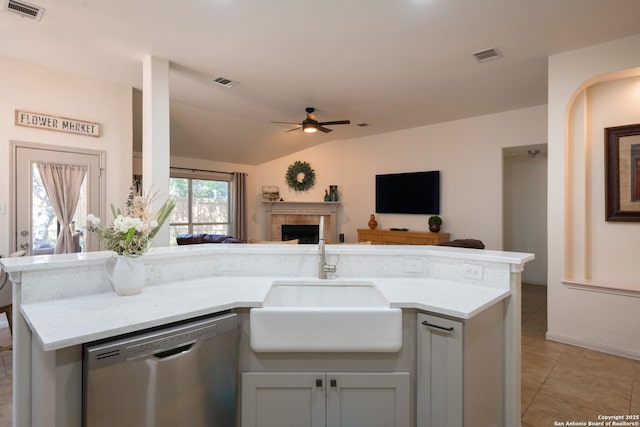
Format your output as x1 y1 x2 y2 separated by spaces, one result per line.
131 218 144 232
87 214 101 226
113 215 144 234
112 215 126 233
86 188 175 256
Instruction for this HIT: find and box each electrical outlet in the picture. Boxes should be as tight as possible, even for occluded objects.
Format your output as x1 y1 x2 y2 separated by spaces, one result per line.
404 259 424 273
222 258 242 272
463 263 483 280
0 202 5 215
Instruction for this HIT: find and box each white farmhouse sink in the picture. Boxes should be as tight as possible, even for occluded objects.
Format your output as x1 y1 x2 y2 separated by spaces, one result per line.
250 281 402 353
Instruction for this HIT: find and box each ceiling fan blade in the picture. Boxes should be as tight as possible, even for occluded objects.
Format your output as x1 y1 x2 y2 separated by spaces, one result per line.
318 120 351 126
273 109 348 134
272 121 301 125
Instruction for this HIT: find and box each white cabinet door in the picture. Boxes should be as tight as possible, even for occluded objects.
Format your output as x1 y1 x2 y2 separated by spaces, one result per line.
326 372 410 427
417 313 463 427
242 371 410 427
241 372 326 427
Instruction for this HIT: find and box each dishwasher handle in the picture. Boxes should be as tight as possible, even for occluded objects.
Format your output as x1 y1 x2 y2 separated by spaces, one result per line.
153 342 195 359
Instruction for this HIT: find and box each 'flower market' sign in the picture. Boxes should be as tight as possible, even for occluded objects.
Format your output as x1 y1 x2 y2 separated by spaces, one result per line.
15 109 101 137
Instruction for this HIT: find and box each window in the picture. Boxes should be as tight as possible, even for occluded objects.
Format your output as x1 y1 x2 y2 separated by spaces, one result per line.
169 172 231 245
31 162 88 254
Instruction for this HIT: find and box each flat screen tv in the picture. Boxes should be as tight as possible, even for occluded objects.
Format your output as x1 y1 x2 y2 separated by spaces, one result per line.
375 171 440 214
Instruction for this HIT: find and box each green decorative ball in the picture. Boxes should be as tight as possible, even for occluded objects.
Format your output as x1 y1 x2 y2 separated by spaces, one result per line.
285 161 316 192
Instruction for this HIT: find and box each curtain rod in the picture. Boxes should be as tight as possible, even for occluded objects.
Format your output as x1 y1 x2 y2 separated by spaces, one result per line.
170 166 242 175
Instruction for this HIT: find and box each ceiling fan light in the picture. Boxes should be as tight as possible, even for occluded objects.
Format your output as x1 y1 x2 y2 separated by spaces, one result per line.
303 123 317 133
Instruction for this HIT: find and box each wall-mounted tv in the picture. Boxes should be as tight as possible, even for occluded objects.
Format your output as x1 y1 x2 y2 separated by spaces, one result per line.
375 171 440 215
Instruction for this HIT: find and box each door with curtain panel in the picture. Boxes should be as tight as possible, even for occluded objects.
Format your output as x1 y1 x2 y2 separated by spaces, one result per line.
13 144 103 255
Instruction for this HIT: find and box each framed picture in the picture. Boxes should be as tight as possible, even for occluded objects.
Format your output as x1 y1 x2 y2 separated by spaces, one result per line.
605 123 640 221
262 186 280 201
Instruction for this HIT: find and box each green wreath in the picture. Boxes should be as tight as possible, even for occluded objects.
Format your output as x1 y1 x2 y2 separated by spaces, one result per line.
285 161 316 192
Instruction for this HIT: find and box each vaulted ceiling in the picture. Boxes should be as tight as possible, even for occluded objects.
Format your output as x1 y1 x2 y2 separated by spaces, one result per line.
2 0 640 164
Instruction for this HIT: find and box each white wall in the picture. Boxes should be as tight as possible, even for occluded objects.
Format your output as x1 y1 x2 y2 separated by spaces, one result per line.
548 33 640 359
586 77 640 286
503 147 548 285
253 141 350 241
255 105 548 248
0 56 134 256
0 57 547 254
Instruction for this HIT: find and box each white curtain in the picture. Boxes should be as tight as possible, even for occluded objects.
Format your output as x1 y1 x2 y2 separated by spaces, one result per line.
232 172 247 240
36 162 88 254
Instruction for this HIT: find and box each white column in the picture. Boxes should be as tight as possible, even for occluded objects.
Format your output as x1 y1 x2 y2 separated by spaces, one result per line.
505 265 523 427
142 55 171 246
11 272 31 427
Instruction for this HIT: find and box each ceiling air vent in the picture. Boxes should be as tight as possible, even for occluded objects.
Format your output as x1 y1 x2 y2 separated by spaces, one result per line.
212 76 238 88
472 47 502 63
4 0 45 20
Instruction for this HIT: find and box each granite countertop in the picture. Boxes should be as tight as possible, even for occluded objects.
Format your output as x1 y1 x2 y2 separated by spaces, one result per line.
20 275 510 351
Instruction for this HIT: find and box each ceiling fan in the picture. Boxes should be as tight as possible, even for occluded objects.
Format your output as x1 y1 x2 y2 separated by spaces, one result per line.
272 107 350 134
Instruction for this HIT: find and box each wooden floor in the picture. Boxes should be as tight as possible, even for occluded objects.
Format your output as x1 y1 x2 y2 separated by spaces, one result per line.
0 287 637 426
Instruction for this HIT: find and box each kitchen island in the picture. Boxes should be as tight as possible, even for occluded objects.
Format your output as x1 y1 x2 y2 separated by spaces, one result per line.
1 243 533 427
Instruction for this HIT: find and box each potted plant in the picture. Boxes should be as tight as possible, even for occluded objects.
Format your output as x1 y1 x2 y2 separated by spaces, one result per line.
428 215 442 232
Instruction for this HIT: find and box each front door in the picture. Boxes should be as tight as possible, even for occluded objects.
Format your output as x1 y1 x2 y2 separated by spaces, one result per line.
13 144 104 255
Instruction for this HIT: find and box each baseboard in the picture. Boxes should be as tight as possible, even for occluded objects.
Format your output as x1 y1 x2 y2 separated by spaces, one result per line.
546 332 640 361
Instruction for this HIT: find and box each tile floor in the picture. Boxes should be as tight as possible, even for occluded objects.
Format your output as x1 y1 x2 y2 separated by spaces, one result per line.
0 317 12 426
0 287 637 426
521 283 640 426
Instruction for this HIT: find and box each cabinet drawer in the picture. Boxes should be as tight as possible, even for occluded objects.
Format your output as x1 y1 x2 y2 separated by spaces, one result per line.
356 229 450 246
357 232 379 242
405 237 432 245
382 235 407 244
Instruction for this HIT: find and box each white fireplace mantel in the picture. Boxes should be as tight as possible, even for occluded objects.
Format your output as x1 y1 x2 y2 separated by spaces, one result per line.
263 201 340 242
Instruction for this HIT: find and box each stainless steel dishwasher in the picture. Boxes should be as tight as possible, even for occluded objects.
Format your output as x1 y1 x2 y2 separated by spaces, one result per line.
83 311 238 427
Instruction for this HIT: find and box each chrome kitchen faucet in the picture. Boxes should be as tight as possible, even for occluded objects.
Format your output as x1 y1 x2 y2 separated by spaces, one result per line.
318 216 337 279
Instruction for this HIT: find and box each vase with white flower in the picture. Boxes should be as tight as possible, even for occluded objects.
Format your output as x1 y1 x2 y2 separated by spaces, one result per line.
87 188 175 296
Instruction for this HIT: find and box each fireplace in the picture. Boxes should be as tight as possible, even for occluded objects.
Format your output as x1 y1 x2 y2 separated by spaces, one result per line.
281 224 319 244
263 201 339 242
